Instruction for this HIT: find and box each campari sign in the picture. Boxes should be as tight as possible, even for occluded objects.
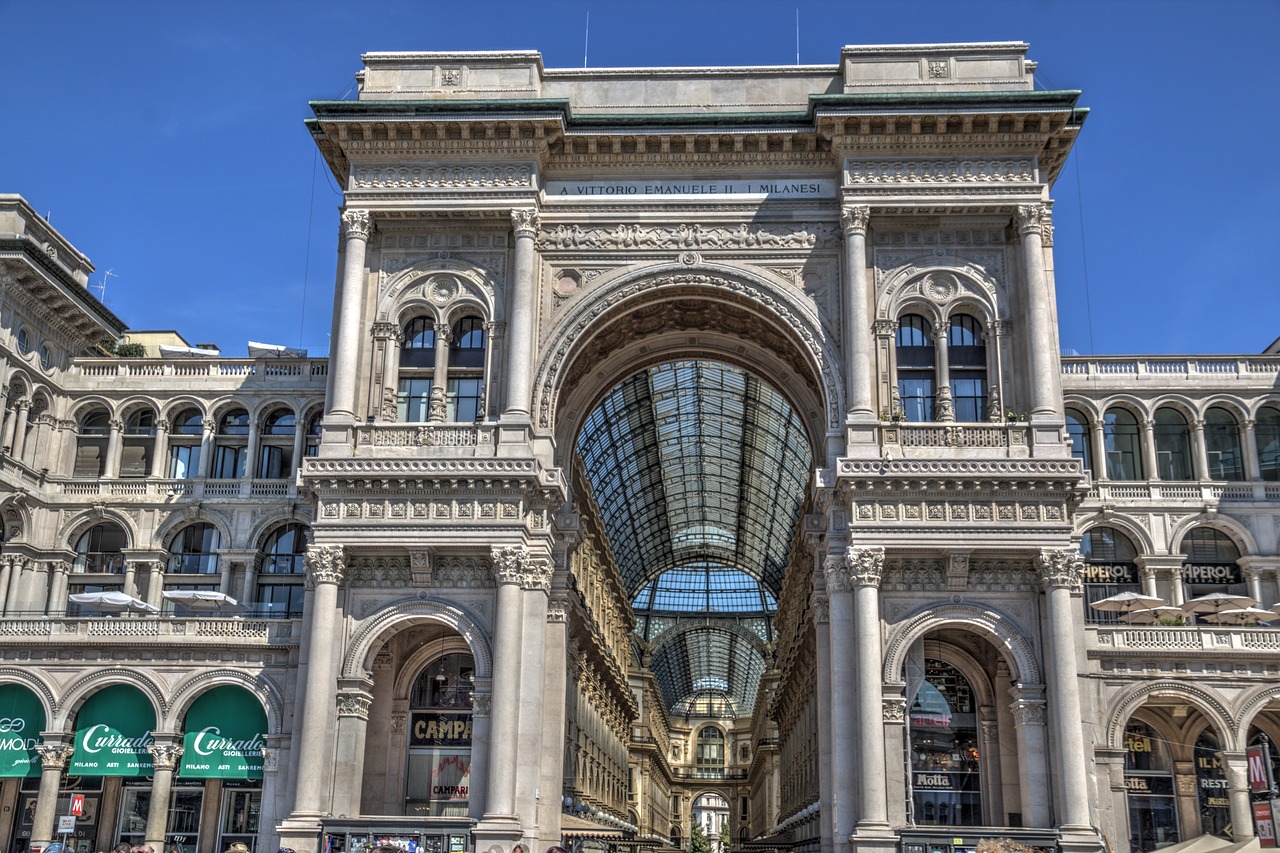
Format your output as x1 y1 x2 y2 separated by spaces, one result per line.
70 685 155 777
180 686 266 780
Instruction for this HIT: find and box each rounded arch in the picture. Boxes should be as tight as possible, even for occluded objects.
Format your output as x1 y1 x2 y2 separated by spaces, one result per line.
159 397 209 423
1075 513 1155 555
919 638 997 711
1149 394 1200 422
54 668 167 730
1248 396 1280 419
537 261 842 456
60 507 138 551
1198 397 1250 422
882 603 1041 686
116 396 160 421
166 669 286 735
1099 395 1152 421
0 497 33 544
877 260 1002 325
249 398 299 424
0 666 59 720
394 634 483 700
69 396 116 424
1104 680 1236 751
1168 512 1258 557
895 302 944 329
246 513 310 553
1063 396 1102 422
343 597 493 681
154 506 234 554
381 261 498 326
645 620 770 661
209 398 252 427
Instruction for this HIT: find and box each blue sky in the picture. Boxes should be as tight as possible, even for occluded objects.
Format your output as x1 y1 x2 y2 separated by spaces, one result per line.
3 0 1276 357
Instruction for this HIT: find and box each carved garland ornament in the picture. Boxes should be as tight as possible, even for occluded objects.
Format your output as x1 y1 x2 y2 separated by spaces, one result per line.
537 221 838 251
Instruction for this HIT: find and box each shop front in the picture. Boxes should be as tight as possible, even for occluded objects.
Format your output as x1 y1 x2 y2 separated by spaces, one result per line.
2 683 46 853
1124 722 1179 852
69 684 155 852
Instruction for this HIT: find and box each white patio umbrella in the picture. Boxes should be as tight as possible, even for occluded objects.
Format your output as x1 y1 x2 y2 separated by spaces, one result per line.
1269 602 1280 616
161 590 239 612
67 591 160 614
1214 607 1274 625
1125 605 1185 625
1090 592 1164 622
1179 592 1258 622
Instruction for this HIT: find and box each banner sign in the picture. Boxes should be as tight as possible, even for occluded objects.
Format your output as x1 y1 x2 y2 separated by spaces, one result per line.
427 750 471 801
410 713 472 747
180 686 266 780
1249 745 1273 795
70 685 155 777
1124 776 1175 796
0 684 44 778
1181 563 1243 585
1254 802 1276 848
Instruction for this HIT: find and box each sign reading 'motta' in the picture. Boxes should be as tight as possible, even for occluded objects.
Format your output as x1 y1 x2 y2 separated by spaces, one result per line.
545 179 837 200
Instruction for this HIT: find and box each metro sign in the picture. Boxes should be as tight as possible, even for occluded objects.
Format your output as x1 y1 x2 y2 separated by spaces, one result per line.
69 794 84 817
1249 746 1273 794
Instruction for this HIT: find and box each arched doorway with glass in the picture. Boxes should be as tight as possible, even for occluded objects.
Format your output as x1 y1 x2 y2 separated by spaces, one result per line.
908 659 983 827
406 650 475 817
1123 719 1179 852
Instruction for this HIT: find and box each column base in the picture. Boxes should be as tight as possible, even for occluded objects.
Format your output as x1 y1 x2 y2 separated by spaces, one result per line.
848 825 897 853
1057 826 1105 853
473 815 525 853
277 815 325 853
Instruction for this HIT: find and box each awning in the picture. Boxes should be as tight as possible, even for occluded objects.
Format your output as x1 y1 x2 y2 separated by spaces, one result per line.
0 683 44 778
180 685 266 780
70 684 156 776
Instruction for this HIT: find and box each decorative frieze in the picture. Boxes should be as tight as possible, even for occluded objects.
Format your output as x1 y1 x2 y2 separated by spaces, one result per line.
346 556 411 588
536 221 839 252
352 163 534 190
846 158 1035 185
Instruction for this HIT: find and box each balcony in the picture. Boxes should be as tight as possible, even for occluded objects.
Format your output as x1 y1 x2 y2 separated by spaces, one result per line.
1088 625 1280 654
69 357 329 391
353 421 498 455
878 422 1031 458
0 615 301 646
1080 480 1280 506
1061 355 1280 389
50 477 297 500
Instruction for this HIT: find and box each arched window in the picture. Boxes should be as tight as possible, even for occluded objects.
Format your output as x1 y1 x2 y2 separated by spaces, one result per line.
909 660 981 826
447 316 486 422
213 408 249 478
1124 721 1178 851
256 408 296 478
1081 527 1140 623
73 522 127 573
119 409 157 477
1154 408 1192 480
168 523 220 574
168 408 203 479
398 316 436 423
254 523 308 618
1104 408 1144 481
406 651 475 817
947 315 987 422
1258 406 1280 481
1204 407 1243 481
1065 408 1092 471
74 408 111 477
896 315 935 422
1179 528 1243 599
696 726 726 779
304 410 322 458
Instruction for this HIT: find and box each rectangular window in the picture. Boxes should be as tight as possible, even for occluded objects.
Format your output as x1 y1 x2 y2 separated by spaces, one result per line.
398 377 433 423
169 445 200 479
255 583 305 618
257 444 293 479
950 376 987 423
898 378 935 422
447 377 484 423
73 440 106 477
212 445 245 479
119 440 152 477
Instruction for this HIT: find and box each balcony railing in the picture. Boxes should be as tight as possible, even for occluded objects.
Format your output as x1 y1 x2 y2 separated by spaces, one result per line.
1061 355 1280 384
354 422 497 453
52 477 299 500
0 616 301 645
1089 625 1280 653
1081 481 1280 504
71 357 329 388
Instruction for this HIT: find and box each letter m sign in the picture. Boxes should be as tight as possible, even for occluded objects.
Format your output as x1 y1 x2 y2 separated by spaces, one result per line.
70 794 84 816
1248 745 1271 794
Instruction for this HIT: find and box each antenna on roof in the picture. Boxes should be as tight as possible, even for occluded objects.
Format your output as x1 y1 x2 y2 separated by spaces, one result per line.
91 269 116 303
583 10 590 68
795 8 800 65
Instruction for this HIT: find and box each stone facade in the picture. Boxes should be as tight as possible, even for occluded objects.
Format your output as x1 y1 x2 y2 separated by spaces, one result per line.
1 42 1278 853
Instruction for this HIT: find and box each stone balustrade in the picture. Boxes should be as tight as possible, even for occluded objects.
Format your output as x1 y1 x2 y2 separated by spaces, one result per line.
1089 626 1280 653
70 357 329 389
1061 355 1280 387
51 477 298 500
0 616 300 646
354 422 497 454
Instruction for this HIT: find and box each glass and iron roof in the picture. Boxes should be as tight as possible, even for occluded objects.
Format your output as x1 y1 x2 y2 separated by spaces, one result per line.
575 360 813 715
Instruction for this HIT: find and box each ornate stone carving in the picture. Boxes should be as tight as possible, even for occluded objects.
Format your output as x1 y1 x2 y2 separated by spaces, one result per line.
547 594 571 623
305 544 346 587
840 205 870 236
1015 204 1049 237
810 591 830 624
489 546 552 590
537 221 837 251
1010 699 1046 726
337 692 373 720
848 547 885 587
391 714 406 733
1036 548 1083 590
883 697 907 723
342 208 373 241
370 321 400 341
471 693 492 718
848 158 1034 185
148 743 184 771
823 554 852 593
510 208 540 236
872 318 898 336
352 163 533 190
36 743 75 768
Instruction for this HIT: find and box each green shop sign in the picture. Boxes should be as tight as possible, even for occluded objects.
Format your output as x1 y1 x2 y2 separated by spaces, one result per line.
70 684 155 776
180 686 266 780
0 684 45 778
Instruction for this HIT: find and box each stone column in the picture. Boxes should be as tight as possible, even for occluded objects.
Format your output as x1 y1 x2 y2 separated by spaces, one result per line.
150 419 170 478
259 737 286 851
1094 746 1131 850
1243 420 1261 481
883 689 909 828
840 204 875 421
143 560 166 608
369 322 402 423
103 417 123 477
240 555 261 607
290 414 307 469
823 555 857 852
1090 420 1109 481
430 322 452 422
933 326 954 422
327 209 374 422
244 417 261 478
1009 688 1051 827
10 399 31 461
1138 555 1188 607
812 587 834 853
1141 419 1159 480
1014 205 1062 421
333 681 374 818
198 417 216 478
1036 549 1092 831
4 556 28 615
0 555 11 614
1191 419 1210 480
850 546 890 833
45 560 70 616
145 739 184 850
0 397 11 453
984 321 1009 422
503 208 539 421
1219 751 1255 841
31 741 75 846
483 545 532 826
291 545 346 817
1138 564 1158 599
469 687 492 820
516 555 552 835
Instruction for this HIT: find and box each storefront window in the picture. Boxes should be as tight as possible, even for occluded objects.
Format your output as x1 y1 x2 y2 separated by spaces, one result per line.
220 787 262 852
406 651 474 817
1194 730 1230 837
1125 721 1179 851
909 659 982 826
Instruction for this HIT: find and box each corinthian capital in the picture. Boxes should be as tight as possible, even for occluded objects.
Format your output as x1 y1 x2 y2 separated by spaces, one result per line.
848 546 886 587
148 743 184 771
336 691 373 720
491 544 529 585
1014 204 1049 236
840 204 870 236
305 544 347 587
823 554 852 593
510 208 540 236
36 743 75 769
1036 548 1083 590
341 208 373 241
